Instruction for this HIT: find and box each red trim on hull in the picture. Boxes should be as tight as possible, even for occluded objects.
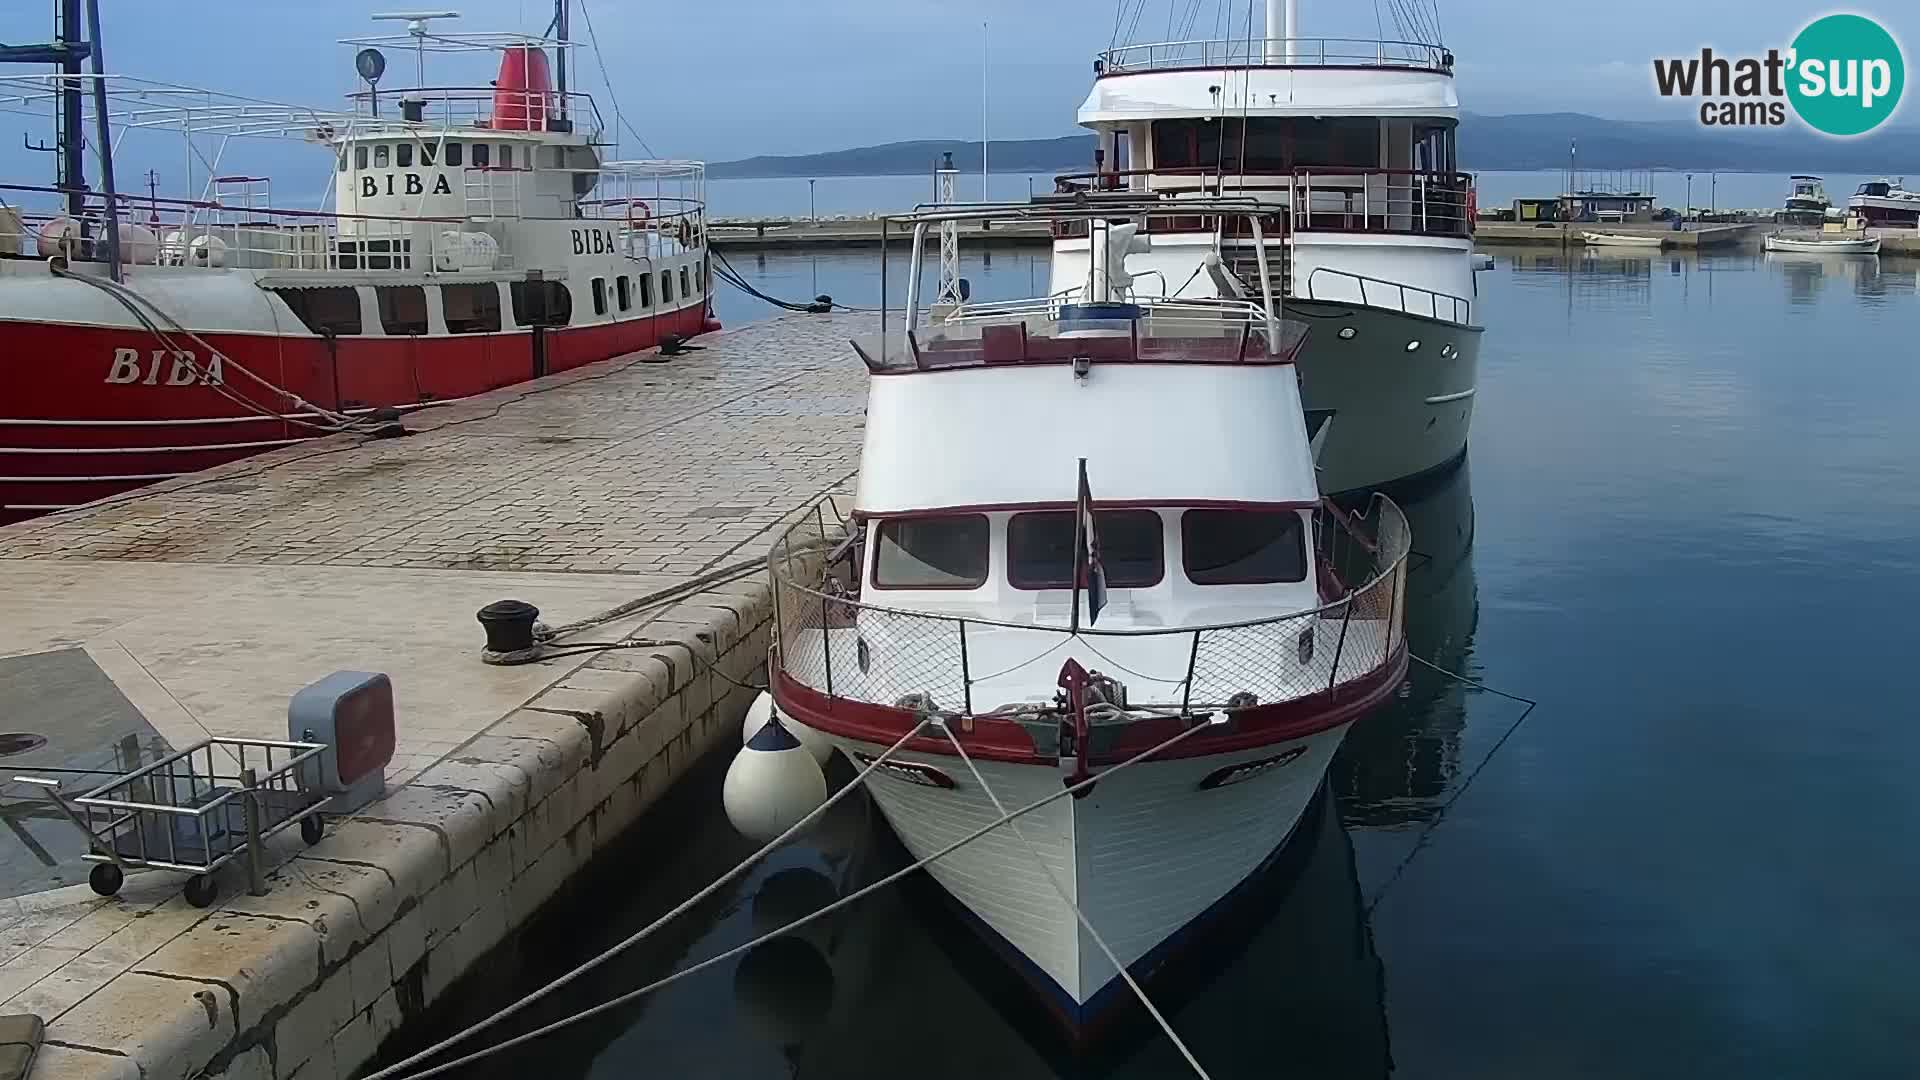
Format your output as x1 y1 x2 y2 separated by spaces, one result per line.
0 304 710 522
770 644 1406 767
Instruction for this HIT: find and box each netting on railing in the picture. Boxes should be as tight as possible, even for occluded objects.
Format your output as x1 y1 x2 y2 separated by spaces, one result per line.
769 496 1411 715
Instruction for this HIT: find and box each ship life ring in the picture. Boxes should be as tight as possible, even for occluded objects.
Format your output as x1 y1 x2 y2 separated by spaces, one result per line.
676 217 692 248
1465 186 1477 231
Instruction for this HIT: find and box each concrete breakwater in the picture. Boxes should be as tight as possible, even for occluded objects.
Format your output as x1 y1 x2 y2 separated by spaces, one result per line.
0 311 869 1079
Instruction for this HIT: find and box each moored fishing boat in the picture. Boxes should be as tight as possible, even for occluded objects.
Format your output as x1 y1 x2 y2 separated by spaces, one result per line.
1581 231 1666 248
0 2 714 524
1764 232 1880 254
741 196 1413 1042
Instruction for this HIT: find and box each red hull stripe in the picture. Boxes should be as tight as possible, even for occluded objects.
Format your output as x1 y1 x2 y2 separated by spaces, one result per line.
770 644 1407 767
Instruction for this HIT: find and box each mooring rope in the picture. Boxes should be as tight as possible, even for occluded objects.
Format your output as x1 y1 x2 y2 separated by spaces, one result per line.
936 720 1214 1080
373 712 1229 1080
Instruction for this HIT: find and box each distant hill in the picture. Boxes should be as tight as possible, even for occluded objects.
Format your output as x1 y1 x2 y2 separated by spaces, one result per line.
709 112 1920 178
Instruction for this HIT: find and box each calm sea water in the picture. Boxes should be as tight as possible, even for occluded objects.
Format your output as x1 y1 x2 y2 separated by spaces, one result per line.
385 248 1920 1078
707 171 1888 221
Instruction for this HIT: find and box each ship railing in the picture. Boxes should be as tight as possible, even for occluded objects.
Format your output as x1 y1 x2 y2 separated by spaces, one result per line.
343 85 604 142
1051 168 1473 241
1301 267 1472 325
1096 37 1452 75
767 495 1411 720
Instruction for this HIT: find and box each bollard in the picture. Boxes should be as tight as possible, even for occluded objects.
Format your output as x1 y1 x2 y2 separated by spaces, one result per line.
240 767 267 897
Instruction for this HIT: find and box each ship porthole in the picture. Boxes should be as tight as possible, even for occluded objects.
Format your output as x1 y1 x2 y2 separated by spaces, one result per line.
1405 339 1421 352
1440 343 1456 358
1337 326 1356 340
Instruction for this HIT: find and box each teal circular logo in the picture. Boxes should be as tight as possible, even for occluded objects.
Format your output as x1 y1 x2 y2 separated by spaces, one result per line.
1787 14 1904 136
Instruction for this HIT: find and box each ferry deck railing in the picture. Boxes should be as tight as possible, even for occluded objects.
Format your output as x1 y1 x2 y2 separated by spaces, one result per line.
1301 266 1472 326
1096 37 1453 74
343 85 605 142
769 495 1411 720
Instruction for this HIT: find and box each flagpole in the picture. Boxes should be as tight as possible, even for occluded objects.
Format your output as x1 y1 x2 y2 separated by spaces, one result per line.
1069 458 1086 635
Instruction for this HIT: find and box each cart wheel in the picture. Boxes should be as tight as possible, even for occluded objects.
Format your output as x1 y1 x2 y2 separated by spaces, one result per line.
301 814 325 845
183 874 219 909
88 863 124 898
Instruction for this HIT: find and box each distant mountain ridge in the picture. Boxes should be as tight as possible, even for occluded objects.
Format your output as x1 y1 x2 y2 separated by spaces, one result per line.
709 112 1920 178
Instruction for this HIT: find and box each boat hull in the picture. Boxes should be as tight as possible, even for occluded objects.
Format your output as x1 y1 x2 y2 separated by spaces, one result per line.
1764 235 1880 254
1581 232 1666 248
1291 299 1479 496
818 721 1353 1034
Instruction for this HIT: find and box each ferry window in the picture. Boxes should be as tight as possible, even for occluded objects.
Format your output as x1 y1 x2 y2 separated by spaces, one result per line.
873 516 990 589
1007 510 1163 589
396 143 413 168
273 287 361 336
472 143 491 168
1181 509 1306 585
638 273 653 307
445 142 463 167
616 275 632 311
355 146 368 170
679 267 691 299
509 280 571 326
500 145 514 168
660 270 673 304
591 277 607 316
420 143 437 166
443 283 501 334
374 144 389 168
375 285 429 336
695 264 705 292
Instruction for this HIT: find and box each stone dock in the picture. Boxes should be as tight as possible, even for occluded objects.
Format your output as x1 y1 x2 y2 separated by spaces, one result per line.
0 311 869 1079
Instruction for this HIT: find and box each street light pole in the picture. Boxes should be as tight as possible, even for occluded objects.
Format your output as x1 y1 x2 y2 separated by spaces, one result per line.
1685 173 1692 227
809 178 816 222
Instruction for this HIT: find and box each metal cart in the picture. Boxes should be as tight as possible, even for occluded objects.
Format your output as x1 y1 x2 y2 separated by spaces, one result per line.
15 736 329 908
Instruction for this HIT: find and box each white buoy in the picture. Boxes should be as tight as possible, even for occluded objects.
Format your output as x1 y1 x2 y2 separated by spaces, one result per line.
120 223 159 266
741 691 834 765
35 217 80 258
723 714 828 844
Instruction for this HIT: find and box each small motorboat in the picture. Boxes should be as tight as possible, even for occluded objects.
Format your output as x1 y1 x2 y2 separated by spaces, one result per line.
1581 231 1666 248
1764 232 1880 254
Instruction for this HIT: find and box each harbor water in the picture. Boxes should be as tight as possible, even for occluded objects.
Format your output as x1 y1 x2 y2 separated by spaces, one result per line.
388 248 1920 1078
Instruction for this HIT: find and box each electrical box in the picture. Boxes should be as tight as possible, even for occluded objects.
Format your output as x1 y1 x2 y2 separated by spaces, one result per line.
289 671 396 814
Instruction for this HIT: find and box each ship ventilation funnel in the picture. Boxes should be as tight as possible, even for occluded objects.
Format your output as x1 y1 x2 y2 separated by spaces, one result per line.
490 45 554 130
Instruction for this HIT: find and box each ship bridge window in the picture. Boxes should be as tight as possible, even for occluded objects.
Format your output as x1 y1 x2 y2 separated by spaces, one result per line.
445 142 463 167
1181 509 1306 585
1008 509 1163 590
472 143 491 168
376 285 429 336
500 145 514 168
420 143 436 166
374 145 389 168
873 516 990 589
443 283 501 334
1150 118 1380 172
273 286 361 336
355 146 368 170
1859 182 1889 196
396 143 412 168
510 280 571 326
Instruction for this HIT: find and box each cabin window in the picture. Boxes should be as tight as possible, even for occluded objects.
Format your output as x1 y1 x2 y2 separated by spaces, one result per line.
443 283 501 334
547 146 565 169
500 145 514 168
273 287 361 336
695 264 706 292
873 516 990 589
354 146 368 170
616 275 632 311
1007 509 1163 589
472 143 491 168
509 280 571 326
1181 509 1306 585
679 267 691 299
637 273 653 307
337 151 347 173
1151 118 1381 172
445 142 463 167
375 285 429 336
420 143 437 166
374 144 390 168
660 270 673 304
591 277 607 316
396 143 413 168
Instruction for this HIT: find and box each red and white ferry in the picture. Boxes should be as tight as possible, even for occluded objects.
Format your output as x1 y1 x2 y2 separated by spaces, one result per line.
752 197 1413 1040
0 3 713 523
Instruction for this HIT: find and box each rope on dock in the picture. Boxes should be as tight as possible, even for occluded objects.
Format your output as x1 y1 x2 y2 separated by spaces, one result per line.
370 712 1231 1080
1362 653 1540 914
936 720 1214 1080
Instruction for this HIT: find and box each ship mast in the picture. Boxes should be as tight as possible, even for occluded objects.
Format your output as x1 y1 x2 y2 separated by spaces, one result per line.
0 0 122 275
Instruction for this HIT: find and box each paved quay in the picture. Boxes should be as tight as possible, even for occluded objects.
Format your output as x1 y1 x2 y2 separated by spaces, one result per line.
0 310 869 1079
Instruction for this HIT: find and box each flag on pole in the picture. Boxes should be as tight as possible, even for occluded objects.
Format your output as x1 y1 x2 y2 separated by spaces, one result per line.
1072 458 1107 630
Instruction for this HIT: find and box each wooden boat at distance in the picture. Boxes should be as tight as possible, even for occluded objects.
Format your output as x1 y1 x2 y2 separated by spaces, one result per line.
1581 231 1666 249
1764 233 1880 254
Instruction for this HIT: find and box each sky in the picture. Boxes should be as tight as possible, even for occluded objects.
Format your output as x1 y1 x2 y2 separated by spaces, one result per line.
1 0 1914 164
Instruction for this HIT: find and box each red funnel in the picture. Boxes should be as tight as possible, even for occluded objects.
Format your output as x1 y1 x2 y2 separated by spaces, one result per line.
490 45 553 131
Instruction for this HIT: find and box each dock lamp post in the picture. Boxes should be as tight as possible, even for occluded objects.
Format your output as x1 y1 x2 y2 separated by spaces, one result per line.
809 178 816 222
1685 173 1693 226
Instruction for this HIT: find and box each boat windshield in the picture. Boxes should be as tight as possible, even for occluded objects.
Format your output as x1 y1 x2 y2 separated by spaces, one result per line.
1859 182 1891 196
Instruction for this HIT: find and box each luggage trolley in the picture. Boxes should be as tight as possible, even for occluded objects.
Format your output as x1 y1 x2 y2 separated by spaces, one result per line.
16 736 329 908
